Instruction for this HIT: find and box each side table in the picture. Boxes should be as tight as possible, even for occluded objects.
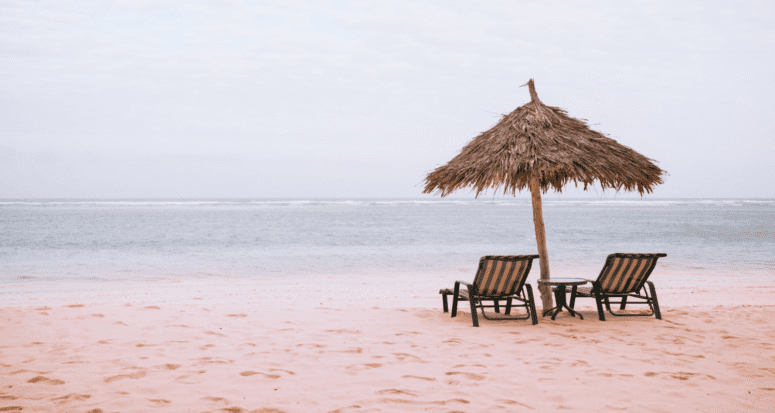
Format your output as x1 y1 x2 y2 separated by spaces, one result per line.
537 278 588 320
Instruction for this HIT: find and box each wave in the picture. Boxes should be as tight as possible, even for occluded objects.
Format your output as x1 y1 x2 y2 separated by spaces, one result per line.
1 198 774 208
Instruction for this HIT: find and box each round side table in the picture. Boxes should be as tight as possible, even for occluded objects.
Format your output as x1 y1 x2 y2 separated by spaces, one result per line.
537 278 589 320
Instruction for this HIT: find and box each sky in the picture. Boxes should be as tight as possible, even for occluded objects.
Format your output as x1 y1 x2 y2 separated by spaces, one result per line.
1 0 773 199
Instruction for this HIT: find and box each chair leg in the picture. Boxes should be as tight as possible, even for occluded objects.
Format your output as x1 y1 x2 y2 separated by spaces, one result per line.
505 298 513 315
604 297 613 314
648 281 662 320
595 296 606 321
442 293 449 313
620 296 628 310
469 296 479 327
451 283 460 317
493 300 500 313
525 284 538 325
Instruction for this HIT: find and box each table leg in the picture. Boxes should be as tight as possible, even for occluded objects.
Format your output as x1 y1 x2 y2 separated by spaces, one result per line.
552 284 566 320
542 285 565 319
543 284 584 320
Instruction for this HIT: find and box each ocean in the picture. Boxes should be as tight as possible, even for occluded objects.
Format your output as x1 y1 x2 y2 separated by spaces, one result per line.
1 198 774 298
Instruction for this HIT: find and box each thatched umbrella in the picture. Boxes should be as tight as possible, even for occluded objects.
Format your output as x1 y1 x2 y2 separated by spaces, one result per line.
423 79 665 310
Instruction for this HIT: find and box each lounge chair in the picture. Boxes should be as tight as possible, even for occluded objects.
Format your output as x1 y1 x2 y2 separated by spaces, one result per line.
569 253 667 321
439 255 539 327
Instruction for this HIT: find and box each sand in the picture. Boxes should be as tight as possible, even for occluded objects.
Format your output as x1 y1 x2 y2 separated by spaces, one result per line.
1 277 774 412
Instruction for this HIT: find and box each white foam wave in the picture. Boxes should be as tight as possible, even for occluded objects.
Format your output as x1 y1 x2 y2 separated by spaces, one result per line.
1 198 773 208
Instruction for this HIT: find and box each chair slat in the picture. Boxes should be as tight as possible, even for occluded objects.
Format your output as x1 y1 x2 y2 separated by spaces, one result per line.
599 254 661 294
620 257 650 292
475 256 530 296
504 259 527 295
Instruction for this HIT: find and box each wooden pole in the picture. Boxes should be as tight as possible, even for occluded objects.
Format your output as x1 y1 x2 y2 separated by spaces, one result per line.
528 175 553 311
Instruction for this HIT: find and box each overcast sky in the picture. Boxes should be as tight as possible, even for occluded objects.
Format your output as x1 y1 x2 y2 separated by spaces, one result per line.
1 0 773 198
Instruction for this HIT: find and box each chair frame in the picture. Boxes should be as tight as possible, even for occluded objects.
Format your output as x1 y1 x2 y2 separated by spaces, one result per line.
569 253 666 321
440 255 539 327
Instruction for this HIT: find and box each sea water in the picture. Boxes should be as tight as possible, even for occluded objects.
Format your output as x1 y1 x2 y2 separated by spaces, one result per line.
1 198 774 298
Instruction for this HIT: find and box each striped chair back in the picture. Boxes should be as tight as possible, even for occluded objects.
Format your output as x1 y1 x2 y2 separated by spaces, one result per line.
473 255 538 297
596 253 667 294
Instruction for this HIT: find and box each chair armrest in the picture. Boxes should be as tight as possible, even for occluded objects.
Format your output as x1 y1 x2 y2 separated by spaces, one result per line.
454 281 477 296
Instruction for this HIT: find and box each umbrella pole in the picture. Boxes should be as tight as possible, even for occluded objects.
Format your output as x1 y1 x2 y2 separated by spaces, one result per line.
528 176 553 311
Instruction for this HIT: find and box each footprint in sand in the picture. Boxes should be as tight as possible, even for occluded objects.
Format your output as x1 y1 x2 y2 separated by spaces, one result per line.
227 314 247 318
175 370 208 384
444 371 485 381
495 399 534 409
0 407 23 411
91 314 104 318
66 304 85 308
27 376 65 385
239 371 281 379
377 389 417 397
344 363 382 373
148 399 171 406
402 375 436 381
296 343 326 348
203 396 229 404
52 393 91 404
324 328 361 334
6 369 32 376
644 371 715 381
197 357 231 365
393 353 422 362
269 369 295 375
143 306 161 310
104 371 146 383
452 364 486 369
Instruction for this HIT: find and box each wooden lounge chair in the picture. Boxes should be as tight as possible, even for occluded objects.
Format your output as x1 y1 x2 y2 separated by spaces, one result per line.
569 253 667 321
439 255 539 327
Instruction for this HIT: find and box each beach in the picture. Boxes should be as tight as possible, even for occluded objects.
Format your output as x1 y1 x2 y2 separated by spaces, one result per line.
2 276 774 413
1 199 774 411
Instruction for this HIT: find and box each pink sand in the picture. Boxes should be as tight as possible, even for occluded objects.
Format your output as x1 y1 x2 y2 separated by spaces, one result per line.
1 277 774 412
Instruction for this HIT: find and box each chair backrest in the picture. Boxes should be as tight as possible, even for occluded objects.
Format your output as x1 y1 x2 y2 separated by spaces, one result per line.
595 253 667 294
473 255 539 297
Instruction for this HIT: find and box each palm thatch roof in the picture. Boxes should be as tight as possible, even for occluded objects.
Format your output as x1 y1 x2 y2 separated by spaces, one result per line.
423 80 664 197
